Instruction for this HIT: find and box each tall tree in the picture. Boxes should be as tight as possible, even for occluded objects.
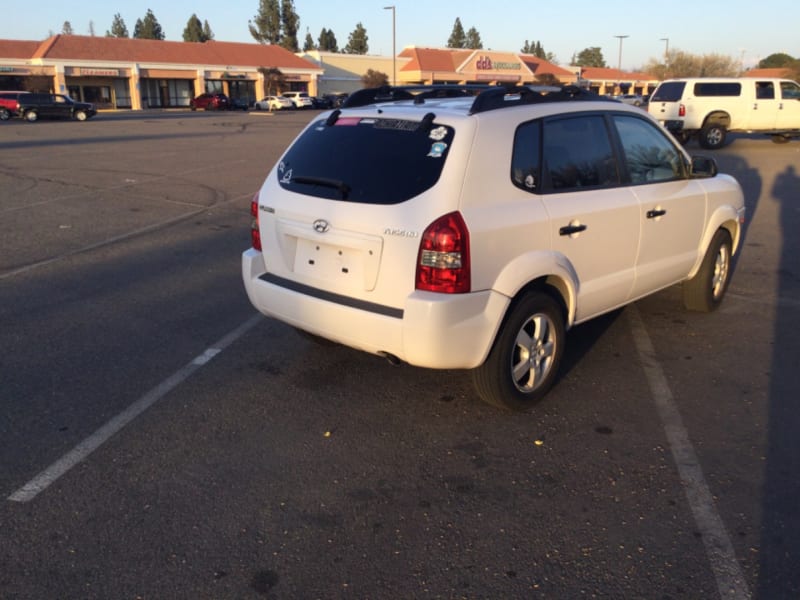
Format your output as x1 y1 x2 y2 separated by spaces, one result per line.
106 13 129 38
344 22 368 54
465 26 482 50
280 0 300 52
183 14 205 42
258 66 286 96
61 21 74 35
250 0 281 45
302 28 315 51
318 28 338 52
642 49 740 79
522 40 549 60
447 17 466 49
133 9 165 40
575 47 606 68
202 20 214 41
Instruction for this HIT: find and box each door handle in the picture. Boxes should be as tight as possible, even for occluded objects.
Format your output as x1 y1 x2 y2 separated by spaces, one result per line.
646 209 667 219
559 224 587 236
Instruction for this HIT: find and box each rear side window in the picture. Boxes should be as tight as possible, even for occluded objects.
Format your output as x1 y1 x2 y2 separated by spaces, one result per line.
694 82 741 97
542 115 619 192
511 114 620 194
278 116 455 205
651 81 686 102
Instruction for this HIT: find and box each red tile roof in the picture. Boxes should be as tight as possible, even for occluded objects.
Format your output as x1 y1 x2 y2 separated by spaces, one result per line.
0 39 41 59
519 55 575 78
743 68 794 78
21 35 319 70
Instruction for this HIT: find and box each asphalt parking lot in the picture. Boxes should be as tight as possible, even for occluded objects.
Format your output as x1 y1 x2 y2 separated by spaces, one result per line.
1 109 799 598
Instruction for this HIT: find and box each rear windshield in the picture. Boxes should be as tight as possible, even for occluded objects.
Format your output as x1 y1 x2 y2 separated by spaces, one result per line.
277 116 455 205
694 82 741 97
651 81 685 102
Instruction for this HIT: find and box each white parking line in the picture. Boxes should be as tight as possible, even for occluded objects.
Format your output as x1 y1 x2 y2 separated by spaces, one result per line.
627 305 751 600
8 313 263 503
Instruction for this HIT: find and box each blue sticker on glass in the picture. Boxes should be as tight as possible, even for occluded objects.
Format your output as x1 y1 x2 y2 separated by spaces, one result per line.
428 142 447 158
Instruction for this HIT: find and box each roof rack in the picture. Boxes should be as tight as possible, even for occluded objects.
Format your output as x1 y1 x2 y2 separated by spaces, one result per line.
340 84 611 114
341 84 491 109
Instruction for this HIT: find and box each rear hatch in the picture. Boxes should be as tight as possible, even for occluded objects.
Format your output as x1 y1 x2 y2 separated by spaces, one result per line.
256 109 466 307
647 80 686 121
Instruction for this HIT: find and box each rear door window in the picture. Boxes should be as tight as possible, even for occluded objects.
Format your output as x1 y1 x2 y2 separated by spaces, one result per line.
694 82 741 97
651 81 686 102
278 116 455 205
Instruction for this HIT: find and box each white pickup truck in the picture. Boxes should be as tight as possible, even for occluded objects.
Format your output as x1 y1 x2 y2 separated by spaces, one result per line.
648 77 800 148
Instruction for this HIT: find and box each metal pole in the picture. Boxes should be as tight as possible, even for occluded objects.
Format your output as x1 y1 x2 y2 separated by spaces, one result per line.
614 35 629 71
384 6 396 85
660 37 669 75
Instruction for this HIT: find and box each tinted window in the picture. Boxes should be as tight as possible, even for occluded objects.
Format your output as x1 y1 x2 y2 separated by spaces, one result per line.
651 81 686 102
613 115 684 184
511 120 541 193
542 115 619 192
780 81 800 99
278 117 455 205
694 82 741 97
756 81 775 99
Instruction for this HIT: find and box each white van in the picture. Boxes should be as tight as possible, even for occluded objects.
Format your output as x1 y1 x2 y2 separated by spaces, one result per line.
648 77 800 148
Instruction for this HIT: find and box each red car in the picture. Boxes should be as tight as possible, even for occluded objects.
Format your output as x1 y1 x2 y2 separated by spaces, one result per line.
190 93 229 111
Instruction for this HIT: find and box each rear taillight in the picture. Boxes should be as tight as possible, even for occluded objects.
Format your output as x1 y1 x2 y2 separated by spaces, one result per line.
250 193 261 251
416 211 470 294
678 103 686 117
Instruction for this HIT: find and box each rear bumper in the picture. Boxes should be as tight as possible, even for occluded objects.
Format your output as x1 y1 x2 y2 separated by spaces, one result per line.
242 248 508 369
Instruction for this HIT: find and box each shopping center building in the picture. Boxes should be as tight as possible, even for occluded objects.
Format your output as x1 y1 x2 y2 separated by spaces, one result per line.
0 34 658 109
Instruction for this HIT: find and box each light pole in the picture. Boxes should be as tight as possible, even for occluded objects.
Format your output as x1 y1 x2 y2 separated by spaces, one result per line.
384 5 396 86
660 37 669 75
614 35 629 71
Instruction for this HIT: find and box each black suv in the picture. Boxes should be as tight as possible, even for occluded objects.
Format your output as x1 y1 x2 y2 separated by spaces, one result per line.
16 93 97 122
0 91 30 121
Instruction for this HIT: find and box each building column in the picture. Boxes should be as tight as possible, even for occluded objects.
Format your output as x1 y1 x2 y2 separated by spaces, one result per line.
52 64 67 95
130 63 142 110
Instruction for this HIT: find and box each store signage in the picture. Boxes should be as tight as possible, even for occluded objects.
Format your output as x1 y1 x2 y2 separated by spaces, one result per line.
79 68 120 77
475 56 521 71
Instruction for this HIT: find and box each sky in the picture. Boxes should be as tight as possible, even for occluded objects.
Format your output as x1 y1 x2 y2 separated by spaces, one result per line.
3 0 798 70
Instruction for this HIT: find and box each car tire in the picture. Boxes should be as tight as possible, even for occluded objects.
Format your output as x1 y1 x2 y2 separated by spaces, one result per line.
0 107 9 121
683 229 733 312
190 104 196 111
771 134 791 144
74 110 87 121
472 291 565 411
24 110 38 122
673 131 691 145
699 123 727 149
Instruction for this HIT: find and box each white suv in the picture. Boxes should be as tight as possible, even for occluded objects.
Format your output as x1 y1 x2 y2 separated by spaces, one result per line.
243 85 745 410
648 77 800 148
281 91 313 109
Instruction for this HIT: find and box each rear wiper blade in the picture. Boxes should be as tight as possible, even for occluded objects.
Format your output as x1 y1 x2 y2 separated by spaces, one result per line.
291 176 350 200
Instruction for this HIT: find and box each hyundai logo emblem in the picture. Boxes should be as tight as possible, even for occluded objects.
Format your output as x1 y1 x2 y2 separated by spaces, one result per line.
313 219 330 233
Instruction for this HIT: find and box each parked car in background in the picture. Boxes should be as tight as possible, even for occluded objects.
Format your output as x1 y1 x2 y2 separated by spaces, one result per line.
254 96 292 111
15 93 96 122
190 93 229 111
243 84 746 411
324 93 349 108
281 91 313 109
229 97 250 111
617 94 645 106
0 91 30 120
310 96 333 109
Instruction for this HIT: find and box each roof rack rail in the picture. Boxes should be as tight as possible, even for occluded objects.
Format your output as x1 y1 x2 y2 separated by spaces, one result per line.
468 85 611 114
341 84 492 109
339 83 611 113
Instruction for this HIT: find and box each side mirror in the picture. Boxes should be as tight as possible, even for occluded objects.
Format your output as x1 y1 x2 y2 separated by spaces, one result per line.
690 155 718 178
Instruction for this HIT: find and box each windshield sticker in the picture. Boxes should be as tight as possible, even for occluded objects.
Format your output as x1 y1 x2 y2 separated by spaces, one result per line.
429 126 448 141
427 142 448 158
278 162 293 184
